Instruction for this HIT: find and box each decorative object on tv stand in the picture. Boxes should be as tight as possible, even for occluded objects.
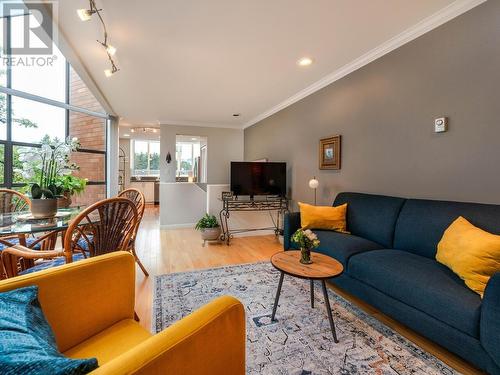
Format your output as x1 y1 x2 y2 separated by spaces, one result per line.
291 229 320 264
319 135 341 170
308 177 319 205
17 136 81 218
195 213 221 246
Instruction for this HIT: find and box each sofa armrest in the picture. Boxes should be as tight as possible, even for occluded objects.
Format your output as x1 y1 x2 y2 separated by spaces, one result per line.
481 272 500 368
0 252 136 352
283 212 301 250
92 295 245 375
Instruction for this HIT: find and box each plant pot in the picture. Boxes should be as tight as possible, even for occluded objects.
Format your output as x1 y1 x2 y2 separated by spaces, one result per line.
300 248 313 264
57 193 72 208
201 227 221 241
31 198 58 219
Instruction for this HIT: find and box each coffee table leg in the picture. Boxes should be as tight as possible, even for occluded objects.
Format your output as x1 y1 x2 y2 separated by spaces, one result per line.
321 280 339 343
271 272 284 321
310 279 314 308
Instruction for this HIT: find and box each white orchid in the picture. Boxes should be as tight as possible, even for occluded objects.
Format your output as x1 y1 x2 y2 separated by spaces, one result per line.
16 135 82 192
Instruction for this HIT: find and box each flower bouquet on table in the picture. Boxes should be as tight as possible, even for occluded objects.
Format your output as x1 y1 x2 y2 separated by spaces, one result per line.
291 228 320 264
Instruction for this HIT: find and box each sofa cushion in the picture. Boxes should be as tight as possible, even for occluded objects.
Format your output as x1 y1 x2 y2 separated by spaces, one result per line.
291 230 383 268
333 192 405 248
394 198 500 259
64 319 152 365
348 249 482 338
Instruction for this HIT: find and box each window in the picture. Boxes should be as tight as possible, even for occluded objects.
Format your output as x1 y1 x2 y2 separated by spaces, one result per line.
132 140 160 176
175 135 207 182
0 12 109 207
10 14 66 102
11 97 66 143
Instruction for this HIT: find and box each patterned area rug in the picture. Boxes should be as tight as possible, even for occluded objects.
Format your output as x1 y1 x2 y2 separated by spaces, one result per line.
153 262 458 375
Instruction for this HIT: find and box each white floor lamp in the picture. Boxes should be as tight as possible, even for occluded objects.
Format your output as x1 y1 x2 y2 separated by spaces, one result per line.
309 177 319 205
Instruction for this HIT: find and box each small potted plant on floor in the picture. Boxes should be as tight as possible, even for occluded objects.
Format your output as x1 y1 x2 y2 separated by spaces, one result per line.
291 229 320 264
195 213 221 241
17 136 80 218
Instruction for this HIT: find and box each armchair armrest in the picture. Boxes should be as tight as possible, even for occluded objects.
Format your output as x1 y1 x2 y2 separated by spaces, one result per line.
92 295 245 375
481 272 500 368
1 244 64 277
0 252 136 352
283 212 301 250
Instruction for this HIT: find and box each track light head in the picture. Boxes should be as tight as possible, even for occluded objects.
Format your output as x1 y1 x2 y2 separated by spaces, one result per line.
104 65 118 77
77 8 94 21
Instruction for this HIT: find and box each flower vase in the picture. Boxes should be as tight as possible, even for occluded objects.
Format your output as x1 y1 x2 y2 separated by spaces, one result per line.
300 248 313 264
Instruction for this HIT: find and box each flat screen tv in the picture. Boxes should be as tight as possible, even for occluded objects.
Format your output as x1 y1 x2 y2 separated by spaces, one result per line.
230 162 286 198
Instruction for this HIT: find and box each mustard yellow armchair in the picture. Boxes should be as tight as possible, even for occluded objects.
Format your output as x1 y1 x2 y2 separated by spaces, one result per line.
0 252 246 374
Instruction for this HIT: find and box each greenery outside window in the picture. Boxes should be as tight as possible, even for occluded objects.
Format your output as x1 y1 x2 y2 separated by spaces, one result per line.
133 140 160 176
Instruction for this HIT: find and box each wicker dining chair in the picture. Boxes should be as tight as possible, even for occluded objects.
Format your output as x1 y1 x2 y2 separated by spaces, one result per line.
0 189 61 279
118 188 149 276
1 197 138 278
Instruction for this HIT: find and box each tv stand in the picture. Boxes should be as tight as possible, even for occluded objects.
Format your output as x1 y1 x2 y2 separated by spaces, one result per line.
219 193 289 245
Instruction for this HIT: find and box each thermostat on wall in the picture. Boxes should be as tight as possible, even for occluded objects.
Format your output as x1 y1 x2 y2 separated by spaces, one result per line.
434 117 448 133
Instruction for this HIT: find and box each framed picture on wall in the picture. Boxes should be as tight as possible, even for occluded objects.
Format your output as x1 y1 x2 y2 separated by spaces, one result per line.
319 135 341 170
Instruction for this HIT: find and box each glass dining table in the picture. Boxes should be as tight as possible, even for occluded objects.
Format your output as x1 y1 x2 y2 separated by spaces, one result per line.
0 206 85 238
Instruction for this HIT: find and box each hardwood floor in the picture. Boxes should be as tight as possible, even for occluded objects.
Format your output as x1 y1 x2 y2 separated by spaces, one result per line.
134 206 483 375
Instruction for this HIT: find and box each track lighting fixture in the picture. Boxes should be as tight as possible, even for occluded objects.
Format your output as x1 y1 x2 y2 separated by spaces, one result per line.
77 0 120 77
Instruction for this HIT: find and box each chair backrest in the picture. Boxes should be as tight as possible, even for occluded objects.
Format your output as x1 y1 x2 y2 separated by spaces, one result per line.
63 197 138 262
0 189 30 214
118 188 145 244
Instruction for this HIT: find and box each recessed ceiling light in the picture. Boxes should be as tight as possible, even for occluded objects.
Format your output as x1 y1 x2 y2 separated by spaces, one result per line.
297 57 313 67
123 133 130 137
191 137 197 141
233 113 241 117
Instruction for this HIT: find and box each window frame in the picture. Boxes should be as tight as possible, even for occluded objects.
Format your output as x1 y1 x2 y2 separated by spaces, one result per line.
0 14 109 191
132 139 160 177
176 140 201 178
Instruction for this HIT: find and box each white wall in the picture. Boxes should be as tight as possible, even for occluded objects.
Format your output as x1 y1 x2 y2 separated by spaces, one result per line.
159 125 243 226
160 182 207 227
160 125 244 184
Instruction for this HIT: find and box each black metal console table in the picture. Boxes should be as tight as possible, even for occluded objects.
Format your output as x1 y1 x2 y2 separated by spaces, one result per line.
219 193 289 245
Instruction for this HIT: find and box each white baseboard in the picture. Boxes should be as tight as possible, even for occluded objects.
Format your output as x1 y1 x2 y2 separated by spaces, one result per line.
160 223 196 230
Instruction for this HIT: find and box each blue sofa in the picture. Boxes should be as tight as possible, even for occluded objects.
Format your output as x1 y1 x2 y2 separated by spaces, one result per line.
284 192 500 374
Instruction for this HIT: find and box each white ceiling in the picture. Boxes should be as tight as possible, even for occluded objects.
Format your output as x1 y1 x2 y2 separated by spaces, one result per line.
54 0 481 129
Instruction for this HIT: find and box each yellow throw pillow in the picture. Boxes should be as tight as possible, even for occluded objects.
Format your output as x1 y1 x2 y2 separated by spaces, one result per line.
436 216 500 297
298 202 348 232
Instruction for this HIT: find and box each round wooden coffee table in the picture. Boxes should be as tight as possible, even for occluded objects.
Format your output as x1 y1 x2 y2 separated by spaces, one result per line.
270 250 344 343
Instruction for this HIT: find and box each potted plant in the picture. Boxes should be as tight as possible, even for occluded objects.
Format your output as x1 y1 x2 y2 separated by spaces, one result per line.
195 213 221 241
291 229 320 264
16 136 80 218
54 175 88 208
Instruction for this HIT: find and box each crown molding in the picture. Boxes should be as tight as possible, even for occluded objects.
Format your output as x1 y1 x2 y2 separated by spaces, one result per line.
158 119 242 129
243 0 487 129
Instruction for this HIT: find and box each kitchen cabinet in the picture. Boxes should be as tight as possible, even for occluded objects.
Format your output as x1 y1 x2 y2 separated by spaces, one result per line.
129 181 155 203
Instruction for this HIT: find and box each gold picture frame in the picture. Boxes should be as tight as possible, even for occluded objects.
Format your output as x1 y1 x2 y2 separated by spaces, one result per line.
319 135 341 170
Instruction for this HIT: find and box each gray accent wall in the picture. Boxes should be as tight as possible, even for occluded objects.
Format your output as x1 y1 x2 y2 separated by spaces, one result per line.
244 1 500 206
